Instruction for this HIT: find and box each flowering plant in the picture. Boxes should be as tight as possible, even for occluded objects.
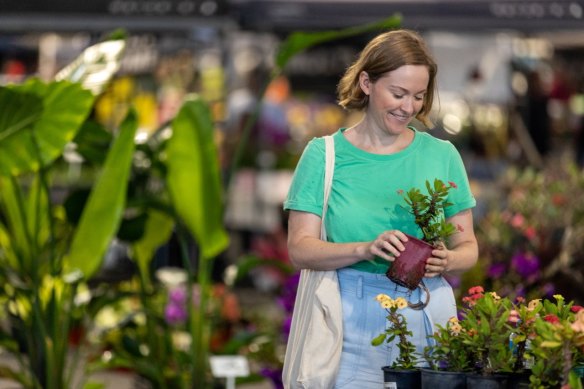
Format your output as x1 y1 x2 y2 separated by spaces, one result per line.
528 295 584 388
470 163 584 303
371 294 420 369
457 286 517 375
424 316 474 372
399 178 460 246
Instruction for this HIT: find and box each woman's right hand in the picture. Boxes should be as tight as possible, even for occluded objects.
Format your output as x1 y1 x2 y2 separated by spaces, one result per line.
367 230 409 262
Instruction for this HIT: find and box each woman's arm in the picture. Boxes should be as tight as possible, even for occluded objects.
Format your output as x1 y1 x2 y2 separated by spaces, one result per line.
287 210 410 271
425 208 478 277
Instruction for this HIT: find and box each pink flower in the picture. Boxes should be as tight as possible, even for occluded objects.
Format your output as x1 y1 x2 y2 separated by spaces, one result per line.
510 214 525 228
448 181 458 189
508 309 520 324
571 305 583 313
523 226 537 240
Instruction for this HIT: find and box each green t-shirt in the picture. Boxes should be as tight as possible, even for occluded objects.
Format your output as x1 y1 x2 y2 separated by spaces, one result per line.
283 127 476 274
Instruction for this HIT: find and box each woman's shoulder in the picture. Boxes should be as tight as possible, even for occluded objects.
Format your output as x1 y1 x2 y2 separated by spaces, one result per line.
415 129 458 152
303 129 341 154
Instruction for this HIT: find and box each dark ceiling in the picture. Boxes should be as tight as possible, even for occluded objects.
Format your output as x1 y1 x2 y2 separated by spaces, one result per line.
232 0 584 34
0 0 582 33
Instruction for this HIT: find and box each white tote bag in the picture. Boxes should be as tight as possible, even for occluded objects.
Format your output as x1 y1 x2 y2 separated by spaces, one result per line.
282 135 343 389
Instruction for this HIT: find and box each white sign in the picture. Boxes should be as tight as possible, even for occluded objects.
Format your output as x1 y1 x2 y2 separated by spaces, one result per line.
209 355 250 378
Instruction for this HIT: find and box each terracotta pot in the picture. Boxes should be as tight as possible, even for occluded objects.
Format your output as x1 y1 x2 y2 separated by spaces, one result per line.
386 234 433 290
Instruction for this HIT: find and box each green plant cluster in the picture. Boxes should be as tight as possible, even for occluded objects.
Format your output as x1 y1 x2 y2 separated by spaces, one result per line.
400 178 457 245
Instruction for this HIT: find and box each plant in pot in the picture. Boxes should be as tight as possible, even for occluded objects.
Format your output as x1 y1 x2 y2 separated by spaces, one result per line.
372 293 422 388
386 178 460 290
422 316 474 388
528 295 584 389
456 286 520 388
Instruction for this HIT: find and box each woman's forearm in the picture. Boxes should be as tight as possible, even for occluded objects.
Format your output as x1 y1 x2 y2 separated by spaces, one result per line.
288 235 371 271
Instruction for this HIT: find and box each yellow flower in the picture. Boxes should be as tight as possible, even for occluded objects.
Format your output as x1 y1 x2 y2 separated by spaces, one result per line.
489 292 501 301
375 293 390 302
553 294 564 301
395 297 408 309
381 300 394 309
449 321 463 336
528 299 541 311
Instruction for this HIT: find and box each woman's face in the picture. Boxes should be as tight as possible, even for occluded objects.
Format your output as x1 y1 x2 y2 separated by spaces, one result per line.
360 64 429 135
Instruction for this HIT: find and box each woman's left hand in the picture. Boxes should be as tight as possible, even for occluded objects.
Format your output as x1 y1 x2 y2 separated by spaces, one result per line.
425 243 450 277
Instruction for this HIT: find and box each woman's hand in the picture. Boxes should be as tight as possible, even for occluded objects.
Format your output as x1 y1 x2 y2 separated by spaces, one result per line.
425 242 450 277
368 230 409 262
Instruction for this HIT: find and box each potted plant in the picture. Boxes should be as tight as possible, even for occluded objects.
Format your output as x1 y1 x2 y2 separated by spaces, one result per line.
528 295 584 388
372 293 422 388
422 316 473 388
386 178 460 290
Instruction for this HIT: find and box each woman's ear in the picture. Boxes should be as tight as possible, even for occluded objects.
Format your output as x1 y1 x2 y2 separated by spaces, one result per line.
359 71 370 95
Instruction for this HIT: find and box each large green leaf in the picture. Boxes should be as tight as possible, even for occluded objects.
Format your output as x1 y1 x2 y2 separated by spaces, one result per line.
275 14 402 70
166 97 229 260
0 80 94 176
65 110 138 279
132 209 175 290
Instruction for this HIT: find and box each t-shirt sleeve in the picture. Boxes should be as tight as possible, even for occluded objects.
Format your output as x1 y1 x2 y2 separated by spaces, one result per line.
445 143 476 217
283 137 326 217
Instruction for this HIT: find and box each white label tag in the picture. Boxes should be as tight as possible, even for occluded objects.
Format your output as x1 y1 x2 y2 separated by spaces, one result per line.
383 382 397 389
209 355 250 378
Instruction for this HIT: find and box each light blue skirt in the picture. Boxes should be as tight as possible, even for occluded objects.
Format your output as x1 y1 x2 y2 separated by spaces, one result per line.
333 268 456 388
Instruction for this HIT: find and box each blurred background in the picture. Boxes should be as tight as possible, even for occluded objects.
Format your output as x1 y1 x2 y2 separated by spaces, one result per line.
1 0 584 388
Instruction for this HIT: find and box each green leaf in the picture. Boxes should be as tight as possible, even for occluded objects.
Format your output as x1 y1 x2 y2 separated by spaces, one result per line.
132 209 175 289
275 14 402 70
82 382 106 389
371 333 387 346
65 110 138 278
0 80 94 176
166 97 229 260
73 120 113 165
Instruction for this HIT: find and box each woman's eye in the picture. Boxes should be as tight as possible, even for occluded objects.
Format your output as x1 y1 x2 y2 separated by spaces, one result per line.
414 96 424 101
393 94 403 99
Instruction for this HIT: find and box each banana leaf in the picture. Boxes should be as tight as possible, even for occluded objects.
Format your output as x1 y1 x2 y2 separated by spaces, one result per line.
165 97 229 260
65 110 138 279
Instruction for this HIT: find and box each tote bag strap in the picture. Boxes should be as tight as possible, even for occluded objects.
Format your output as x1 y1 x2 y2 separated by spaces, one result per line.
321 135 335 240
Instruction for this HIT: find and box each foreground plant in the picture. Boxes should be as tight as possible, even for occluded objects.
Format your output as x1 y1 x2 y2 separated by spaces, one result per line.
528 296 584 388
372 294 420 369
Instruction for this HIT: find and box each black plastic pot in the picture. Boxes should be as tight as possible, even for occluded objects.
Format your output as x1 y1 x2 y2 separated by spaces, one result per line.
382 366 421 389
465 373 509 389
421 368 466 389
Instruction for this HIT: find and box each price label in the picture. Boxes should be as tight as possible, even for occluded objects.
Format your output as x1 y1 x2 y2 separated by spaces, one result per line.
209 355 250 378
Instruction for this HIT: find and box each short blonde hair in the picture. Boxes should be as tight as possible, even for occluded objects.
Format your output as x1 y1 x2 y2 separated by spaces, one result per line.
337 29 437 128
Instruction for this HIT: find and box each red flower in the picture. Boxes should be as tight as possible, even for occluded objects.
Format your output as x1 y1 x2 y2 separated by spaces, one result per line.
571 305 584 313
468 286 484 295
544 314 560 324
448 181 458 189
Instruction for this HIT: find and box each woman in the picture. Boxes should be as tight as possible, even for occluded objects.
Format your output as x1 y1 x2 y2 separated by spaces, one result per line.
283 29 478 387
